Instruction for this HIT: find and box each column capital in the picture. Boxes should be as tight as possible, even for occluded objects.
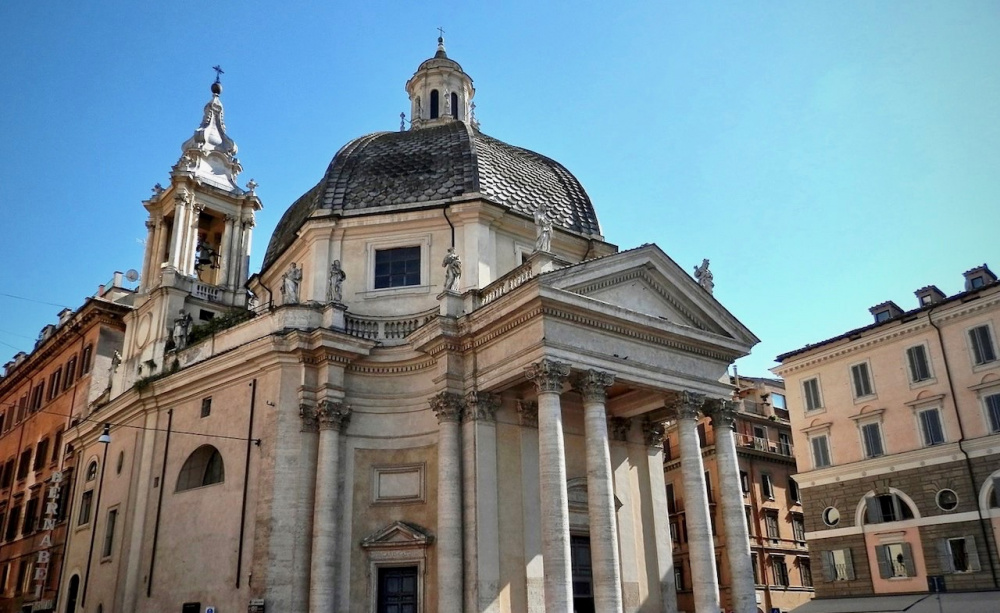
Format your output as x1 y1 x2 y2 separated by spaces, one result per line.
670 390 706 420
525 359 571 393
516 400 538 428
706 399 738 430
641 418 665 448
174 192 191 207
145 219 156 231
571 369 615 404
609 417 631 442
317 400 351 432
299 404 318 433
463 391 500 422
429 392 464 424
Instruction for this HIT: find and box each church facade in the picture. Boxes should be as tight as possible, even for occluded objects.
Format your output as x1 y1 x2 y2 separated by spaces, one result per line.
56 40 761 613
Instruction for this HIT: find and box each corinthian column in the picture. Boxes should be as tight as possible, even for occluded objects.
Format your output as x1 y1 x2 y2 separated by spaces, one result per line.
641 419 677 613
708 399 756 613
573 369 623 613
463 391 502 613
310 401 350 613
430 393 464 613
525 359 572 612
674 391 720 613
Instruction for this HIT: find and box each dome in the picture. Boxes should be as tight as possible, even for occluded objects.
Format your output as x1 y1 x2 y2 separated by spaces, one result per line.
262 120 601 271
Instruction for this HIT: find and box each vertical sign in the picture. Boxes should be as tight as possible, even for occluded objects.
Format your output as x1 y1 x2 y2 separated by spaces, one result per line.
33 471 63 599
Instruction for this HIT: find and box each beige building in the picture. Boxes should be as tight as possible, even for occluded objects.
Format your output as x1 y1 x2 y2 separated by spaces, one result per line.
665 376 814 613
0 277 130 613
773 265 1000 612
55 39 766 613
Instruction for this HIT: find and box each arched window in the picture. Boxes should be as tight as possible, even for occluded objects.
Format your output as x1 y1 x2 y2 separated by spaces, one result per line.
86 460 99 481
450 92 459 118
863 493 915 524
176 445 225 491
65 575 80 613
81 344 94 374
430 90 439 119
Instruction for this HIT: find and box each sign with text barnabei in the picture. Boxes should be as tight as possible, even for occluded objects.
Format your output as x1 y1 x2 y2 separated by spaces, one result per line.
33 471 63 600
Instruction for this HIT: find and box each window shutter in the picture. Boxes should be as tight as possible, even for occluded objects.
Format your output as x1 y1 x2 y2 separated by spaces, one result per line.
937 539 954 573
875 545 891 578
901 543 916 577
866 496 882 523
821 551 835 581
844 549 856 580
966 536 981 572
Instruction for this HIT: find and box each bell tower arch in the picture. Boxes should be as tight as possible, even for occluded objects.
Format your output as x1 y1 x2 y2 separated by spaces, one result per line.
405 36 476 129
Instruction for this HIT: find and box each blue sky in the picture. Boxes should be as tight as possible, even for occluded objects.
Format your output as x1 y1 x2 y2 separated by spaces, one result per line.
1 1 998 377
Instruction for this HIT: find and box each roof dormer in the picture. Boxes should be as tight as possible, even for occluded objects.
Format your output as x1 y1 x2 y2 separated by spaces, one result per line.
963 264 996 292
914 285 946 307
869 301 903 324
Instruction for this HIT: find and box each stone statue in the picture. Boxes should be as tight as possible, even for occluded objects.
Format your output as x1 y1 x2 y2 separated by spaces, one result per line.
110 350 121 373
694 258 714 294
281 263 302 305
172 309 193 350
533 203 553 253
443 90 451 116
328 260 346 303
442 248 461 291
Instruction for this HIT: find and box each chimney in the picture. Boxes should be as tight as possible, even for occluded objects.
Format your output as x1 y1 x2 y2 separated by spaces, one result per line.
869 301 903 324
57 308 73 326
962 264 996 292
915 285 946 307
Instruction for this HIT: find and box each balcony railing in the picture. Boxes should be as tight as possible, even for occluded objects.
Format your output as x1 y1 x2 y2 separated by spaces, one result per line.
735 433 794 457
344 307 438 344
741 399 763 415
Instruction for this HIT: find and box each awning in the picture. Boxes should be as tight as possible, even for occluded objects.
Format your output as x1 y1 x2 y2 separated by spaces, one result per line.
790 591 1000 613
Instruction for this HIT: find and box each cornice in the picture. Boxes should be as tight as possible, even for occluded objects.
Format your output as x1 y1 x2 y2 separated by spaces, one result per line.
347 358 436 376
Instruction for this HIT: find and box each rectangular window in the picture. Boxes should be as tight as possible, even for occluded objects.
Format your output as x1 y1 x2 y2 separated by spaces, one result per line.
772 393 787 411
822 548 855 581
969 325 997 365
876 543 914 578
33 439 49 471
663 437 672 461
861 423 884 458
48 369 61 400
52 430 62 464
705 471 714 503
64 357 77 390
31 384 44 410
81 345 93 374
761 473 774 500
850 362 874 398
374 246 421 289
745 506 755 536
740 470 750 494
765 510 780 539
985 394 1000 434
200 397 212 418
811 435 832 468
22 498 38 536
800 558 813 587
778 432 792 456
16 449 31 481
907 345 932 382
78 490 93 526
792 513 806 542
665 483 676 514
4 506 20 542
14 560 27 596
752 553 761 585
803 378 823 411
697 423 707 447
918 408 945 446
101 508 118 558
0 562 7 595
942 536 982 573
772 556 790 586
674 565 684 591
788 477 801 504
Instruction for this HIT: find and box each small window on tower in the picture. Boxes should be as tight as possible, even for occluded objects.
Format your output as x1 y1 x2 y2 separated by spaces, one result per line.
430 90 440 119
451 92 459 118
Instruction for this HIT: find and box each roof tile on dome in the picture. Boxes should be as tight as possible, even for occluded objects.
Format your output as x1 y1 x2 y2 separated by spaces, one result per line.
262 121 600 271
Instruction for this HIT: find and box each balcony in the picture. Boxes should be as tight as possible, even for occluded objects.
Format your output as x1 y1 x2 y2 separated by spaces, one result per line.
735 433 794 457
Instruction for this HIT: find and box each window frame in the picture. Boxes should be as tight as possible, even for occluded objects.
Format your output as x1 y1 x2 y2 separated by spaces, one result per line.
982 392 1000 434
764 509 780 539
761 472 774 500
809 433 832 469
373 246 422 290
363 234 432 297
802 377 824 413
905 343 934 386
100 506 119 560
849 360 876 401
858 419 886 459
916 407 946 447
967 323 998 368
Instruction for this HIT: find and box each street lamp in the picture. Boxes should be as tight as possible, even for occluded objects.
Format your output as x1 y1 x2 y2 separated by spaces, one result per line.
81 424 111 610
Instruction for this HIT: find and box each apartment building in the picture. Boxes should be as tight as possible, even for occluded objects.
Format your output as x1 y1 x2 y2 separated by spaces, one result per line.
664 376 814 613
773 265 1000 611
0 279 129 613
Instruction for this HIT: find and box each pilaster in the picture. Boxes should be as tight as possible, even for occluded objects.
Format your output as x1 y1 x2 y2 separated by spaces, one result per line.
310 401 350 613
641 418 677 613
430 392 464 613
462 391 502 613
517 400 544 613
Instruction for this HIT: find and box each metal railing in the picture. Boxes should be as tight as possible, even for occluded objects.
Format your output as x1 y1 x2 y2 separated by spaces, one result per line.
735 433 794 457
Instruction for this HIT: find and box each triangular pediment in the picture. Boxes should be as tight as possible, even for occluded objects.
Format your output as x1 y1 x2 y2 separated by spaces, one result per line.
540 244 759 348
361 521 433 549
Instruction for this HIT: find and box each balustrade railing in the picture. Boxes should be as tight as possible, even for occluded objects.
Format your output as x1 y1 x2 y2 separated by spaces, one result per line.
735 432 794 457
344 307 438 344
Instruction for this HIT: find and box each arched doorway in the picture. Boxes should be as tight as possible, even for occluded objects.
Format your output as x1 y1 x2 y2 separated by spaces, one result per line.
64 574 80 613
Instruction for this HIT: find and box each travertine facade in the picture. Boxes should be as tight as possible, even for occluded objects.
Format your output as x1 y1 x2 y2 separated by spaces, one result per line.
50 40 763 613
774 265 1000 606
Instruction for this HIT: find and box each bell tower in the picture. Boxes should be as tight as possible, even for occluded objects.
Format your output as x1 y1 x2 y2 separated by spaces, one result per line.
405 35 476 129
117 75 262 394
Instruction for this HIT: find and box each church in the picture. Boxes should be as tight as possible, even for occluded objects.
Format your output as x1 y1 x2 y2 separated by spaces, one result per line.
56 38 760 613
